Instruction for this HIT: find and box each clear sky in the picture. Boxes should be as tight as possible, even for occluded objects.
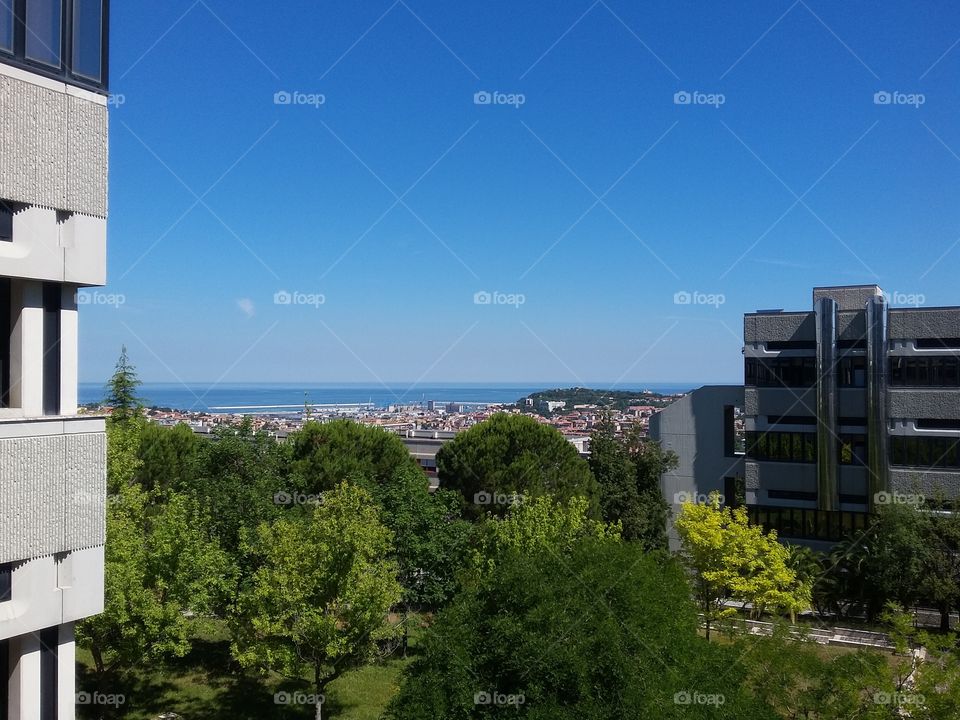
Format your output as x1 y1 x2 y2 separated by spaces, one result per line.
82 0 960 385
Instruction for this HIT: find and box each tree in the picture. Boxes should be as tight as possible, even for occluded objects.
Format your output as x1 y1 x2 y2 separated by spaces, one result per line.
588 416 676 550
856 504 927 621
77 482 230 693
471 495 620 576
436 413 598 520
232 482 403 719
103 345 143 422
288 419 420 494
137 421 200 496
386 538 774 719
674 495 810 639
370 467 472 654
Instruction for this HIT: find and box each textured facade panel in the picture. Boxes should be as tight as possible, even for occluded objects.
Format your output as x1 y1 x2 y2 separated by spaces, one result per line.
0 430 105 564
0 75 107 217
743 312 815 344
888 308 960 341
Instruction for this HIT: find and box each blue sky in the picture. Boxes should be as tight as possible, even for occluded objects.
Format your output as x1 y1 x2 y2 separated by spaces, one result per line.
82 0 960 385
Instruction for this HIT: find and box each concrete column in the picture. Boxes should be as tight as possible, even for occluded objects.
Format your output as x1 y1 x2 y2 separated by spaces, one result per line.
58 623 76 720
8 632 41 720
10 280 43 417
60 287 78 416
866 296 889 510
815 297 839 511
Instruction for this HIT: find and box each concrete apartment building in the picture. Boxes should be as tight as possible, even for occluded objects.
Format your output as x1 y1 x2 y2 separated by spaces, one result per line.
0 1 110 718
652 285 960 549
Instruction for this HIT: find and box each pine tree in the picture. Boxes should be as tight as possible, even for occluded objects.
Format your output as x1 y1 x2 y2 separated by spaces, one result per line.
104 345 143 422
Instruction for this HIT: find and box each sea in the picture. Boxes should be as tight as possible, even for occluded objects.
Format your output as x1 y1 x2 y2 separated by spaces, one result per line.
77 382 700 414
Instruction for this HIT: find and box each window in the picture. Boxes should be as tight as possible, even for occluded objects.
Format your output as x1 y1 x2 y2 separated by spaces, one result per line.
0 278 9 408
0 202 12 243
839 434 867 466
71 0 101 80
42 282 60 415
744 356 817 388
746 431 817 463
889 435 960 469
747 505 870 541
917 338 960 349
0 562 10 602
0 0 107 90
724 476 745 508
766 489 817 501
889 356 960 387
0 1 11 53
766 340 816 350
838 356 866 387
26 0 63 68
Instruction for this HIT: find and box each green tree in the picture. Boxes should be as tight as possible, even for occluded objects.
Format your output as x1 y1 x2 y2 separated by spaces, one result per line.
436 413 598 520
674 496 811 639
370 467 472 654
77 482 230 691
857 504 927 621
136 421 200 496
386 538 774 720
471 495 620 576
103 345 143 422
588 416 676 550
288 419 420 494
232 482 403 719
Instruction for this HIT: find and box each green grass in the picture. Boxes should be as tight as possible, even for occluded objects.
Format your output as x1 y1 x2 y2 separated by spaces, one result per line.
76 619 417 720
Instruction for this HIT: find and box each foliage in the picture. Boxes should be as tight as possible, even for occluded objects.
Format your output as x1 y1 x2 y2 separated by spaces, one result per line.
519 386 674 415
471 495 620 576
386 539 774 719
436 413 599 520
137 421 200 496
288 419 420 494
77 482 230 683
232 483 403 713
674 495 811 639
104 345 143 422
588 416 675 550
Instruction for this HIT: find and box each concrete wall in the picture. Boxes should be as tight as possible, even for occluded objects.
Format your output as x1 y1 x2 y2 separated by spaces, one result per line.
0 65 108 218
650 385 745 549
889 308 960 340
0 417 106 564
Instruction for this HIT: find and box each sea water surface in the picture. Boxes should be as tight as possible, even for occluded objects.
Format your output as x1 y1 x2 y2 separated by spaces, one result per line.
78 382 699 413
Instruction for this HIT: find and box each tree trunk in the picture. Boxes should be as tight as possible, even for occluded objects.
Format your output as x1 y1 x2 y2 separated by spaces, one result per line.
705 615 711 641
941 603 951 633
402 603 410 658
315 664 325 720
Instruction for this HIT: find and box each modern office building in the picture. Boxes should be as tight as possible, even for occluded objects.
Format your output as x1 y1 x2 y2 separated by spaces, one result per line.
652 285 960 548
0 1 110 718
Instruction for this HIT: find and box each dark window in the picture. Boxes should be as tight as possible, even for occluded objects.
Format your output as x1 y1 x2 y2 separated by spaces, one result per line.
838 417 867 427
0 278 9 408
723 405 735 457
766 340 816 350
918 419 960 430
767 415 816 425
0 562 10 602
747 505 869 541
746 431 817 463
42 282 59 415
724 476 745 508
839 434 867 466
766 489 817 501
0 1 11 53
839 355 866 387
744 356 817 388
889 356 960 387
39 627 57 720
838 338 867 350
839 494 868 505
916 338 960 349
71 0 101 80
25 0 63 68
0 203 12 243
890 435 960 469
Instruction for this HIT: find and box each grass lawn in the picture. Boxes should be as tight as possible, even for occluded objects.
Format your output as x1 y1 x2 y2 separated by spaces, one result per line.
76 619 416 720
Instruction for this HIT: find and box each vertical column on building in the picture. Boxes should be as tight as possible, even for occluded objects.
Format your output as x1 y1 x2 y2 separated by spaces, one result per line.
60 288 78 416
8 633 41 720
9 281 43 417
866 295 889 510
57 624 75 720
815 297 839 511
